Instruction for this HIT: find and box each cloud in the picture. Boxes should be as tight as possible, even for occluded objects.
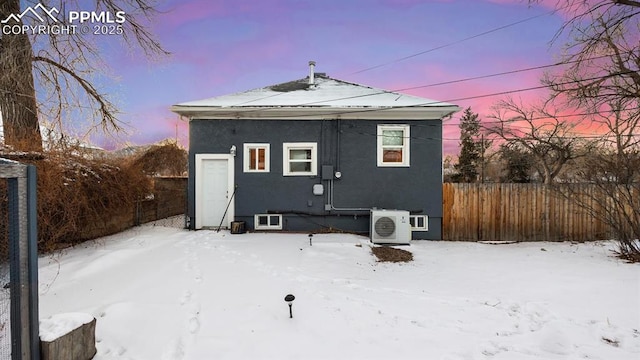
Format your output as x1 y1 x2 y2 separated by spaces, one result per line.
488 0 605 21
486 0 557 11
155 0 229 30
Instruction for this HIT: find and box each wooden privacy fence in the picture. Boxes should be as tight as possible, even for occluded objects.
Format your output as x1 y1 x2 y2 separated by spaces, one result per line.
442 183 614 242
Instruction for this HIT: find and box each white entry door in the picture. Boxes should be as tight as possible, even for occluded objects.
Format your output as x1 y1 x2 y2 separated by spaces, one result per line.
195 154 234 229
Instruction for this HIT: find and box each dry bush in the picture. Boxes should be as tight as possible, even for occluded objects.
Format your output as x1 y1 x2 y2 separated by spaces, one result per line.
126 142 187 176
371 246 413 263
0 141 187 253
0 148 152 252
35 151 152 251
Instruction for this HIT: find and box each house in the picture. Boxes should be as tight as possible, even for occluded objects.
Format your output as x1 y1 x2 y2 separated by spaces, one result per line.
171 62 460 240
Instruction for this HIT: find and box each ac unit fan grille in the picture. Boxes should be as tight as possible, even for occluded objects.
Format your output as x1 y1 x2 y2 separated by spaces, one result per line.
374 216 396 237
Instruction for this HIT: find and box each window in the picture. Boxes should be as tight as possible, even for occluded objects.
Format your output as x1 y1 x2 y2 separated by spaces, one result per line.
243 143 270 172
283 142 318 176
409 215 428 231
377 125 410 167
254 214 282 230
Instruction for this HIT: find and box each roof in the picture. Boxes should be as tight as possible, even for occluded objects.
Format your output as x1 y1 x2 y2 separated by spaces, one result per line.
171 73 460 120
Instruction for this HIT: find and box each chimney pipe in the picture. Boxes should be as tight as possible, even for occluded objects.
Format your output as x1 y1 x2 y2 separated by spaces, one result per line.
308 61 316 85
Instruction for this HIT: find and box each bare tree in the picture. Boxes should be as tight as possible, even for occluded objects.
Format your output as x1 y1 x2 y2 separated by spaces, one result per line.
587 101 640 183
530 0 640 260
532 0 639 109
563 104 640 260
486 97 583 184
0 1 41 151
0 0 168 151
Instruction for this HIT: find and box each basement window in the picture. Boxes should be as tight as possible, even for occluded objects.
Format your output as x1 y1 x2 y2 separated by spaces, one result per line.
283 142 317 176
244 143 270 172
409 215 428 231
254 214 282 230
377 125 410 167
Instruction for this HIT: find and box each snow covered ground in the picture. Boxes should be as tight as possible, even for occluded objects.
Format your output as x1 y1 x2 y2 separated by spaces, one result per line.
38 222 640 360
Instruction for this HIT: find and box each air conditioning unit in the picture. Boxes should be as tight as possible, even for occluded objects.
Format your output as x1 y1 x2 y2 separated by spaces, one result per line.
370 209 411 244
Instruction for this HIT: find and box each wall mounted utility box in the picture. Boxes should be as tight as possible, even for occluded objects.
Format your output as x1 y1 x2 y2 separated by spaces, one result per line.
321 165 334 180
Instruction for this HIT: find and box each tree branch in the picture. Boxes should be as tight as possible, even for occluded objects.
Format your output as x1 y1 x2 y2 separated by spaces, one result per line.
613 0 640 7
32 55 121 131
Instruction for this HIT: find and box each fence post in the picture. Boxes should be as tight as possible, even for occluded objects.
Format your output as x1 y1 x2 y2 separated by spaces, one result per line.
27 165 39 360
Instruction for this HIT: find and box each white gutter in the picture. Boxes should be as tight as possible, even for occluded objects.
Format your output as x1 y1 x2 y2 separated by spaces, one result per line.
170 105 461 121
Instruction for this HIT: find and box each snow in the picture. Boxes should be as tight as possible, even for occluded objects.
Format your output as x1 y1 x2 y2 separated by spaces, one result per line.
38 223 640 360
173 76 456 108
39 312 94 342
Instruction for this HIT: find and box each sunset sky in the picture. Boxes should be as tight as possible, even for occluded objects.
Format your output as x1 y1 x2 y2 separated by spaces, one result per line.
82 0 567 155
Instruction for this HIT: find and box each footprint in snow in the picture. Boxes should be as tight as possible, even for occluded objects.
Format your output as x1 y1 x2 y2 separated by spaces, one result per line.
194 272 203 283
161 338 185 360
189 316 200 334
179 290 192 305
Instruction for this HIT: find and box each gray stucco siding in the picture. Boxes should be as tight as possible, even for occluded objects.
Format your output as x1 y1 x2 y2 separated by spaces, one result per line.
188 118 443 239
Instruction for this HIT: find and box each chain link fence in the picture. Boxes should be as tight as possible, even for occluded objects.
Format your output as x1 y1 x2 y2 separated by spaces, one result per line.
141 214 187 229
0 182 10 360
136 177 187 229
0 160 39 360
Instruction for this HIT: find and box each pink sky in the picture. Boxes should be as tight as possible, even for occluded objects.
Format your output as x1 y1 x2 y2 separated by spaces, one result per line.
63 0 572 156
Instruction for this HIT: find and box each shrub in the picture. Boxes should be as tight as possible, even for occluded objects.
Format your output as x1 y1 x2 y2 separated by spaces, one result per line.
0 142 188 253
35 151 152 251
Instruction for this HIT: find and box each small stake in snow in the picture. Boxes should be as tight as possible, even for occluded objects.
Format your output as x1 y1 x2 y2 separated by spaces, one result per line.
284 294 295 318
309 233 313 246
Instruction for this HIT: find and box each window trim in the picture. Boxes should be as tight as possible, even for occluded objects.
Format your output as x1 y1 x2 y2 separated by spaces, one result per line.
409 215 428 231
243 143 270 173
377 124 410 167
254 214 283 230
282 142 318 176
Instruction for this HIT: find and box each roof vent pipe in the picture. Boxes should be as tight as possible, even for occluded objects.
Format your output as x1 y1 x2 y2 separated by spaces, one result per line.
308 61 316 85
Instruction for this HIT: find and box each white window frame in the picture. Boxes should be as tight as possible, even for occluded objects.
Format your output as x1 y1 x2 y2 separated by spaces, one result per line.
409 215 428 231
254 214 283 230
283 142 318 176
243 143 270 173
377 124 410 167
